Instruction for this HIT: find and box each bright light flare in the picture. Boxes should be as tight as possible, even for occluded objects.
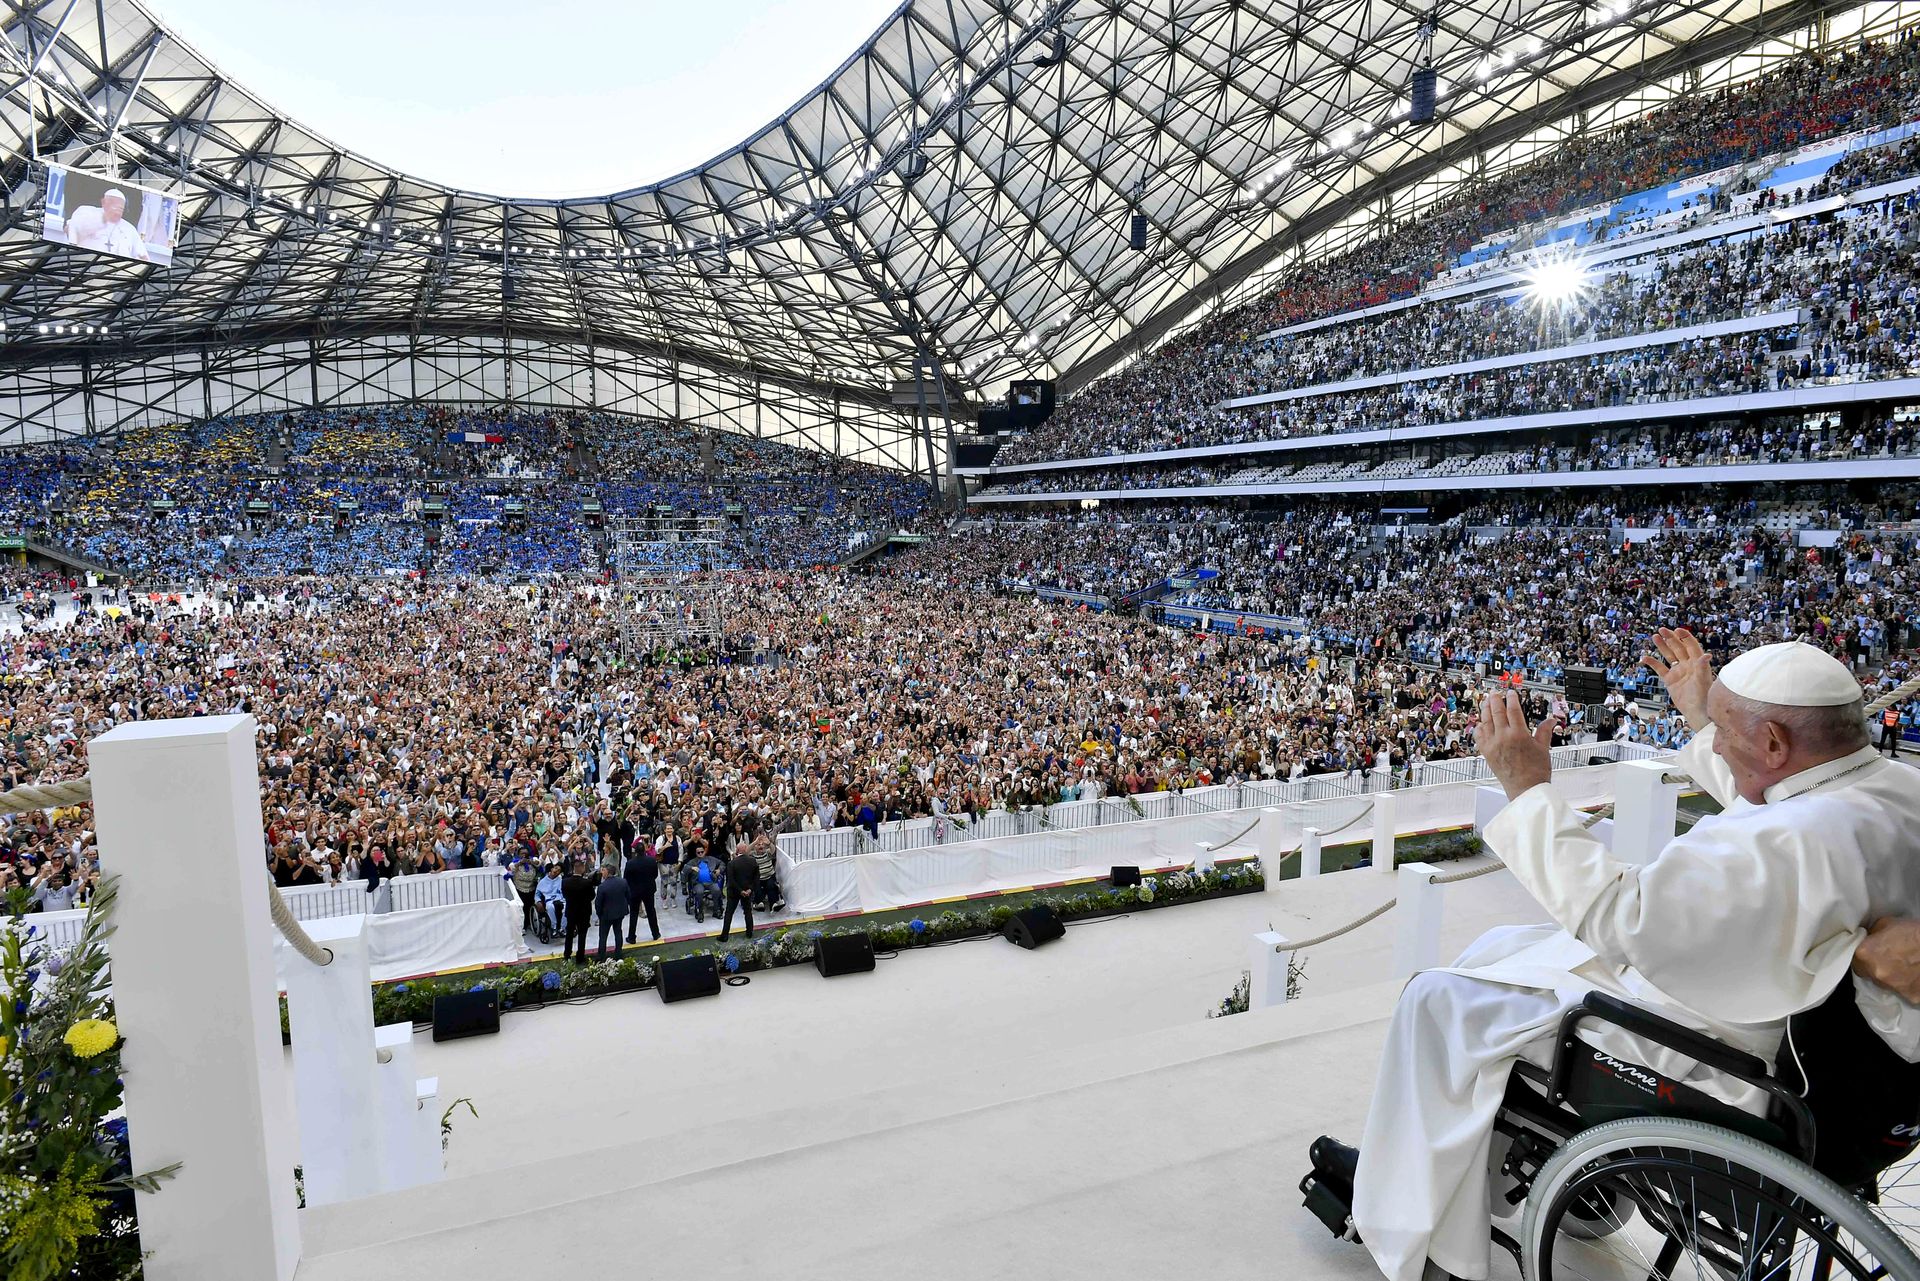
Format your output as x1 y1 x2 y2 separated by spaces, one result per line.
1525 258 1589 306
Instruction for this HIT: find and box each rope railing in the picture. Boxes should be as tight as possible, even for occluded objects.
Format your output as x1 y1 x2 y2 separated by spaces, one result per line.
1272 858 1507 952
0 774 333 967
1270 762 1707 954
1866 672 1920 716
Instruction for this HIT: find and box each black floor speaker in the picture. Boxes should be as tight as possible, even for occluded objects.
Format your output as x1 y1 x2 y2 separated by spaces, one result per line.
431 989 500 1041
1110 865 1141 887
1002 905 1066 949
815 931 877 977
657 953 722 1003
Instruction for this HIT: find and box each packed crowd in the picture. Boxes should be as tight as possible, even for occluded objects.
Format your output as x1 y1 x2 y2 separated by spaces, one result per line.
998 36 1920 466
0 407 930 580
3 477 1917 916
883 493 1920 693
976 410 1920 495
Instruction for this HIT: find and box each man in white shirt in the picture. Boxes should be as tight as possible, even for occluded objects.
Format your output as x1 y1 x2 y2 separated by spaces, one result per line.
65 189 150 261
1321 631 1920 1281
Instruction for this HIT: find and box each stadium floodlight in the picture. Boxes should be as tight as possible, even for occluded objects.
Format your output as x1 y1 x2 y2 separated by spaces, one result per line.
1525 257 1588 305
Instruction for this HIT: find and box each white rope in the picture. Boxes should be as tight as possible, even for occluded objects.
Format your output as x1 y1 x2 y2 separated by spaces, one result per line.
0 777 95 813
1866 672 1920 716
0 773 332 966
1272 858 1506 951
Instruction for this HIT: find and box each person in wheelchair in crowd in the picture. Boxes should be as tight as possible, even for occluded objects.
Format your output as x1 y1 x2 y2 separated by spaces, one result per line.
679 844 725 923
534 860 565 942
1304 633 1920 1281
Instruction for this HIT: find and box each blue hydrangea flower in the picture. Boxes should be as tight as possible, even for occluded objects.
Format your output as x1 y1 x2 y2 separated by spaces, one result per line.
469 983 487 993
392 983 409 995
908 919 927 935
723 953 741 973
43 955 63 976
540 970 562 991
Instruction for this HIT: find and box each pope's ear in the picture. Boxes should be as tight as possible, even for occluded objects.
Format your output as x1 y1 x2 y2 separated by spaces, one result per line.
1762 718 1795 764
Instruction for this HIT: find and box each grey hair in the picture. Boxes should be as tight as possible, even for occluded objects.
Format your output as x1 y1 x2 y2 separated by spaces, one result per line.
1720 690 1870 755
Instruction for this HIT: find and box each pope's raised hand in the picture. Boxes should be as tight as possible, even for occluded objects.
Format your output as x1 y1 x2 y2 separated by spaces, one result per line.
1475 690 1558 801
1641 626 1714 729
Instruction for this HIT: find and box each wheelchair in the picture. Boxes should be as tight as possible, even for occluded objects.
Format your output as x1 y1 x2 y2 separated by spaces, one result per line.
531 897 561 946
677 863 723 923
1312 980 1920 1280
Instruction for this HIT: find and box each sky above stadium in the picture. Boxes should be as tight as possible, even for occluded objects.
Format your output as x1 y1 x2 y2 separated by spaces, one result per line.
152 0 903 197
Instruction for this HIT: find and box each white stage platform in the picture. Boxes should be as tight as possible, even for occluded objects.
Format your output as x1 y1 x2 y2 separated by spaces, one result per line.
295 859 1540 1281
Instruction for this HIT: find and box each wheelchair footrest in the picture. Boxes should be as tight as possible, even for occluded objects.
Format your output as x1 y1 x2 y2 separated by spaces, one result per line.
1300 1171 1362 1243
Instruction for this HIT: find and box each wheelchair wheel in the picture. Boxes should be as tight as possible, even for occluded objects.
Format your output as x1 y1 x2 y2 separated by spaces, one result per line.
1523 1118 1920 1281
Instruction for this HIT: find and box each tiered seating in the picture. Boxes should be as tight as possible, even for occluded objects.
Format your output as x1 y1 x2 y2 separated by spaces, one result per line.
988 39 1920 479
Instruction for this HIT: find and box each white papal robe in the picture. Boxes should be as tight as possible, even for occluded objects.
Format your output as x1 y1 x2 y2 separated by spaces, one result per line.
1350 730 1920 1281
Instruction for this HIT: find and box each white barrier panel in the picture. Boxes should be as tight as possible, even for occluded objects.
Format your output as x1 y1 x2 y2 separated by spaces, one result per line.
277 866 513 922
778 741 1656 865
775 758 1664 916
273 897 521 987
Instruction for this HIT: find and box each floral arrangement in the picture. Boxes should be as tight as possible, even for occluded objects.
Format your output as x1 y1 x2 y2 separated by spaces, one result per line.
349 858 1266 1027
0 878 178 1281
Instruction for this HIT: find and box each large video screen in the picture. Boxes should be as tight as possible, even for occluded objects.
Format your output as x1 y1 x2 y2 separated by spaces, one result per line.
40 164 179 266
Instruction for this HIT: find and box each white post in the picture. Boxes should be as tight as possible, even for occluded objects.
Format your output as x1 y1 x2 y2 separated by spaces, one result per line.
88 715 301 1281
1610 759 1681 865
1472 785 1508 835
1371 790 1398 874
1250 931 1294 1007
1256 808 1285 890
281 916 381 1208
1301 826 1323 878
1392 862 1445 982
373 1024 442 1191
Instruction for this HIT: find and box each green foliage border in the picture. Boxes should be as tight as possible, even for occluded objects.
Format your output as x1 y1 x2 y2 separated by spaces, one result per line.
309 858 1267 1033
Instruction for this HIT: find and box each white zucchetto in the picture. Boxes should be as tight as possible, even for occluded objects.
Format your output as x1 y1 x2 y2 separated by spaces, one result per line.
1717 641 1860 707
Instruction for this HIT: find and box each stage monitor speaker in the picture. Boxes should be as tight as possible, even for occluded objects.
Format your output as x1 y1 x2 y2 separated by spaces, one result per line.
815 932 877 977
430 989 500 1042
1111 865 1142 888
1002 904 1066 950
1129 212 1149 251
1564 666 1608 704
1410 66 1438 124
657 953 721 1003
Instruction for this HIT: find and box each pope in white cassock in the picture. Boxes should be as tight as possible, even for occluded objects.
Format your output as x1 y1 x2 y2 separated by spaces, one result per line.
1333 629 1920 1281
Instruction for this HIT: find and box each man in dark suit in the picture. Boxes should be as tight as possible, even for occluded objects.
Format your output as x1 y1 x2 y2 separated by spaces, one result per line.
623 842 660 944
560 859 596 963
719 847 759 941
594 867 632 960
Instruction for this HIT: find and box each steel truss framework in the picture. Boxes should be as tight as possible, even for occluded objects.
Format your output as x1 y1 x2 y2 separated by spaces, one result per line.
0 0 1912 451
609 514 729 657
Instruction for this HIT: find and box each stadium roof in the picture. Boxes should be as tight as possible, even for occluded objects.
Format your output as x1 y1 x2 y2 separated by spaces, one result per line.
0 0 1859 409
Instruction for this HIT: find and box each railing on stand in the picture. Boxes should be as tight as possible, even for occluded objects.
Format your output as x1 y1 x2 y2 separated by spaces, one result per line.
773 740 1669 867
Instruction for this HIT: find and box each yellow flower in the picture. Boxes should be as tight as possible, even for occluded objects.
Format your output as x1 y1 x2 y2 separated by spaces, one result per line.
62 1019 117 1059
0 1034 8 1057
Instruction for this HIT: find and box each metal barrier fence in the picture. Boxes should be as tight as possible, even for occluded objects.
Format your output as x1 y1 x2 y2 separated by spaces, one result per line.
777 740 1659 863
277 865 513 922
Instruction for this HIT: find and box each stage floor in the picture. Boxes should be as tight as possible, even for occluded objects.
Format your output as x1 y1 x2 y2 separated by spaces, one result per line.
296 859 1544 1281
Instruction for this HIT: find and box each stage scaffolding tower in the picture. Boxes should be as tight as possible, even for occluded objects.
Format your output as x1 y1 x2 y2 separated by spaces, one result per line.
609 513 729 657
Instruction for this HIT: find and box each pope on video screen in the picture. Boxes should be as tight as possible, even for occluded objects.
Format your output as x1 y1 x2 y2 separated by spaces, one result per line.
41 165 179 267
